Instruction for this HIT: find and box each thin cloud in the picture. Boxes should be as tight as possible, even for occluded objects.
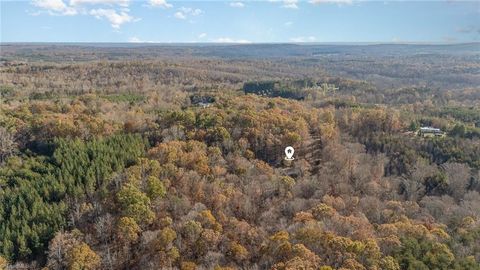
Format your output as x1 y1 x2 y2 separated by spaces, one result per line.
213 37 251 43
282 0 298 9
230 2 245 8
174 7 203 20
309 0 353 5
179 7 202 16
90 8 134 28
284 21 293 26
128 36 142 42
70 0 130 7
31 0 137 29
198 33 207 39
290 36 316 42
174 11 186 19
31 0 77 15
148 0 172 8
128 36 157 43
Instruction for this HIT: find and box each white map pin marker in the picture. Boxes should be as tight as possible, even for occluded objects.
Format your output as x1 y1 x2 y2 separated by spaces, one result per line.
285 146 294 161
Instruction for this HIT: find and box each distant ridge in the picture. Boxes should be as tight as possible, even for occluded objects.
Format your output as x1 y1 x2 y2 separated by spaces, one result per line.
1 42 479 62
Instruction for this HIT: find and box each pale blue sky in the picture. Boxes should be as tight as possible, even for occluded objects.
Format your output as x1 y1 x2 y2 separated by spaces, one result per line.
1 0 479 43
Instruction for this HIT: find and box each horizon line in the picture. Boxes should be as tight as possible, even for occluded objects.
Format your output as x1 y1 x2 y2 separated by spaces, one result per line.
2 41 479 46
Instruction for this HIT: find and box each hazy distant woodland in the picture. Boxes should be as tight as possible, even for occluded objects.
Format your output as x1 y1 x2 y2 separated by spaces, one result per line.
2 43 479 91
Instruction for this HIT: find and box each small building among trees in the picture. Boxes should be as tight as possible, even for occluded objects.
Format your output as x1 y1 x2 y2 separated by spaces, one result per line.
190 95 215 108
418 127 445 138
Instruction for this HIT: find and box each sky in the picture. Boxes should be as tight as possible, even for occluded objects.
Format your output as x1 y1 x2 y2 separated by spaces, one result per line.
1 0 479 43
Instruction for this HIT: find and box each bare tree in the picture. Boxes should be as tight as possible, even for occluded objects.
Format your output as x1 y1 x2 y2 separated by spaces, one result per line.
0 127 16 163
442 163 471 200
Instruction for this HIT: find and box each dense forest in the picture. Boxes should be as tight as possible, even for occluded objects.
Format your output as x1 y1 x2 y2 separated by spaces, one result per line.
0 44 479 270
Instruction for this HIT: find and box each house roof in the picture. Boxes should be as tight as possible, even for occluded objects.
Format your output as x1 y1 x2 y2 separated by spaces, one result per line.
420 127 441 132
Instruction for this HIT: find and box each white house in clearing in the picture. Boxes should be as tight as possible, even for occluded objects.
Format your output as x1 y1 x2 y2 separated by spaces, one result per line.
418 127 445 138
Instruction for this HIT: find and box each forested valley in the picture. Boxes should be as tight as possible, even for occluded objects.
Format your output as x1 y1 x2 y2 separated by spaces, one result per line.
0 44 479 270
